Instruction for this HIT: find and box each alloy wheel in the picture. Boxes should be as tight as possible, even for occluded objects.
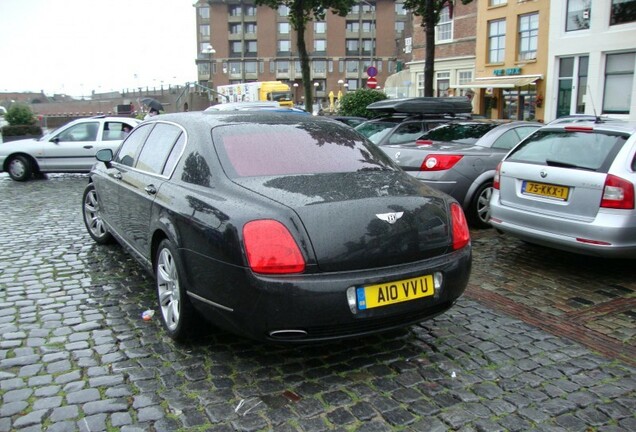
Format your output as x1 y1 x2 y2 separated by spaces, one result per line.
157 248 181 331
83 189 108 239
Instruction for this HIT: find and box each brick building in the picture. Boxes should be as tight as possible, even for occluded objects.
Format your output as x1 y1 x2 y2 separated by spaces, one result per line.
193 0 412 106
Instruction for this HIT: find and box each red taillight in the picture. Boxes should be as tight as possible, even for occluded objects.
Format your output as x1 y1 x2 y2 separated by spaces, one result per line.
564 126 594 132
416 139 433 146
420 154 463 171
450 203 470 250
493 162 502 190
600 174 635 209
243 220 306 274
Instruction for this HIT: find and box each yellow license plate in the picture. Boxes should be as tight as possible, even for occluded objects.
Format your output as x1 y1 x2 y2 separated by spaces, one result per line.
522 181 569 200
357 275 435 310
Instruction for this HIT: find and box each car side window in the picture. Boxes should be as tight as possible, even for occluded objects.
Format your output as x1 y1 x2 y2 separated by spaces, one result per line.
136 123 182 175
162 133 185 177
57 122 99 142
492 129 522 150
102 122 128 141
388 123 424 144
115 124 153 167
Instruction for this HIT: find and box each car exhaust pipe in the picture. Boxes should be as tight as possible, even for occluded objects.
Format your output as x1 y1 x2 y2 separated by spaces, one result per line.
269 330 308 339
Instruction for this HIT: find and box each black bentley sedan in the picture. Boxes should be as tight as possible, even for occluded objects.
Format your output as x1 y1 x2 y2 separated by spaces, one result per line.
82 111 472 342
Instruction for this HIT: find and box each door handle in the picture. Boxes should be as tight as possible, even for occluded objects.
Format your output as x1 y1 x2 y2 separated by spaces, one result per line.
83 145 94 149
113 172 122 180
144 185 157 195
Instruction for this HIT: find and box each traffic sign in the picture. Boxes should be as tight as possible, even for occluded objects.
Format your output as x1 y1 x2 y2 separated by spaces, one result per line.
367 66 378 77
367 77 377 89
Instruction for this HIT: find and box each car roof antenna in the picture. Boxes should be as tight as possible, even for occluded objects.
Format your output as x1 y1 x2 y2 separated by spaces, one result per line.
586 85 601 123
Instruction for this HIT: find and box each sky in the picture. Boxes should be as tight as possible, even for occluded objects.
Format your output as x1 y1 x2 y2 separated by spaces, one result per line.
0 0 197 98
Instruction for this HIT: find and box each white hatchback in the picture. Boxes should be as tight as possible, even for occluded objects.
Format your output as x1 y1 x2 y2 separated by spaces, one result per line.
490 121 636 258
0 116 139 181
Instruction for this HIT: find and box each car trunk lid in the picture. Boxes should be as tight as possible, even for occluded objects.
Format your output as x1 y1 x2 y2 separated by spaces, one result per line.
235 171 453 272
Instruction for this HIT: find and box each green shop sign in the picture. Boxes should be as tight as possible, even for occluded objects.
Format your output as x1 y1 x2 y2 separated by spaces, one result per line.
493 67 522 76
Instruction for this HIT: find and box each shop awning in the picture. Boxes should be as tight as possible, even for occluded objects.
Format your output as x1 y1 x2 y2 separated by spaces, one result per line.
453 75 542 89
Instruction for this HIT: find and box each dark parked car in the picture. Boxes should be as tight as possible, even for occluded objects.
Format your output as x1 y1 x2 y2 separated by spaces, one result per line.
354 97 473 147
82 111 472 342
380 120 541 228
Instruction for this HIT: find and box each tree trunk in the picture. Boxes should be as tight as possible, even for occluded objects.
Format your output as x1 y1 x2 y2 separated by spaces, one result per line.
424 0 435 97
294 10 312 112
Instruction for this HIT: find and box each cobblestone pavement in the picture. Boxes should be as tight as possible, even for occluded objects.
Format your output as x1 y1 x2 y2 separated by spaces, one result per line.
0 173 634 432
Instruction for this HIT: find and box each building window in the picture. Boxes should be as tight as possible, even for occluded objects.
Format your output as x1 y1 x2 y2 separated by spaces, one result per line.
611 0 636 25
278 40 291 53
246 41 257 54
417 73 425 97
199 25 210 37
245 6 257 16
362 2 375 13
347 79 358 90
346 39 359 54
229 62 241 74
259 61 264 74
490 0 506 5
245 23 257 34
436 72 451 97
277 60 290 74
230 41 243 55
346 60 359 73
395 21 405 33
229 5 241 17
362 39 374 55
346 21 359 32
362 21 375 32
436 6 453 43
314 39 327 52
229 23 242 35
244 61 257 74
395 2 406 15
315 22 326 34
278 5 289 16
603 52 635 114
313 60 327 73
518 13 538 61
457 70 473 96
488 19 506 64
566 0 591 31
198 7 209 19
278 23 290 34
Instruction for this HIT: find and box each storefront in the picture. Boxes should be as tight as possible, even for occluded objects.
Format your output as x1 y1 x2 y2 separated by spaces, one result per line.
454 74 543 122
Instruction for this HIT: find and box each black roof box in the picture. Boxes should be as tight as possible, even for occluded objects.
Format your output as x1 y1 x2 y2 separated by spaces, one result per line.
367 97 472 115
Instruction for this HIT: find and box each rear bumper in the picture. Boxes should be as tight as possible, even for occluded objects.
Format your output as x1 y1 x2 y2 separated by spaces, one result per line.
490 193 636 258
185 246 472 342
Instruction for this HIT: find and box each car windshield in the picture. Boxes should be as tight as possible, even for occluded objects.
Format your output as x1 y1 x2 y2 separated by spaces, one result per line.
506 130 628 172
213 122 396 178
354 121 396 144
418 123 498 145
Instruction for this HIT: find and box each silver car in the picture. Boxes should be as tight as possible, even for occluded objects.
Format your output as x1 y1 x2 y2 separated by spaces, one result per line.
0 116 139 181
490 121 636 258
383 120 541 228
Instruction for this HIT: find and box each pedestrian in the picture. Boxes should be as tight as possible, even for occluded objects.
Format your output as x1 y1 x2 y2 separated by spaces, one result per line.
144 108 159 120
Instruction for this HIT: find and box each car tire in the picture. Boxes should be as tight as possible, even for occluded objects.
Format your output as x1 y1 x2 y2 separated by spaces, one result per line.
7 155 33 182
82 183 114 244
469 181 493 229
155 239 196 342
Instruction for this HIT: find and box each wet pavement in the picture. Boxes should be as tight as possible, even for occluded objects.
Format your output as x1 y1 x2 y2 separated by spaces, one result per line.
0 173 634 432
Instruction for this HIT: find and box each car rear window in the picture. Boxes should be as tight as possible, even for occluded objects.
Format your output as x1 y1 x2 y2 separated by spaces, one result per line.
506 130 628 172
354 121 397 144
212 123 395 178
419 123 498 145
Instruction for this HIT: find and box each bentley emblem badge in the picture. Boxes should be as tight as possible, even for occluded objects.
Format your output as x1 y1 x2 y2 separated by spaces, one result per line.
376 212 404 224
540 169 548 178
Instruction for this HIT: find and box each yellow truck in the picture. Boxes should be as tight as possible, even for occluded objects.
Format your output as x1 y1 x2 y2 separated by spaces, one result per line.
216 81 293 107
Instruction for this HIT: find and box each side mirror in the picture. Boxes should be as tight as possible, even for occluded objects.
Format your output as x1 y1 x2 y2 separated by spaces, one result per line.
95 148 113 168
51 137 60 144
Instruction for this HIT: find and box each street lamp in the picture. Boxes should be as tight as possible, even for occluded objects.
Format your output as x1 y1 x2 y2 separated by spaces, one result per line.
313 82 320 111
293 82 299 105
201 44 216 89
360 1 376 67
